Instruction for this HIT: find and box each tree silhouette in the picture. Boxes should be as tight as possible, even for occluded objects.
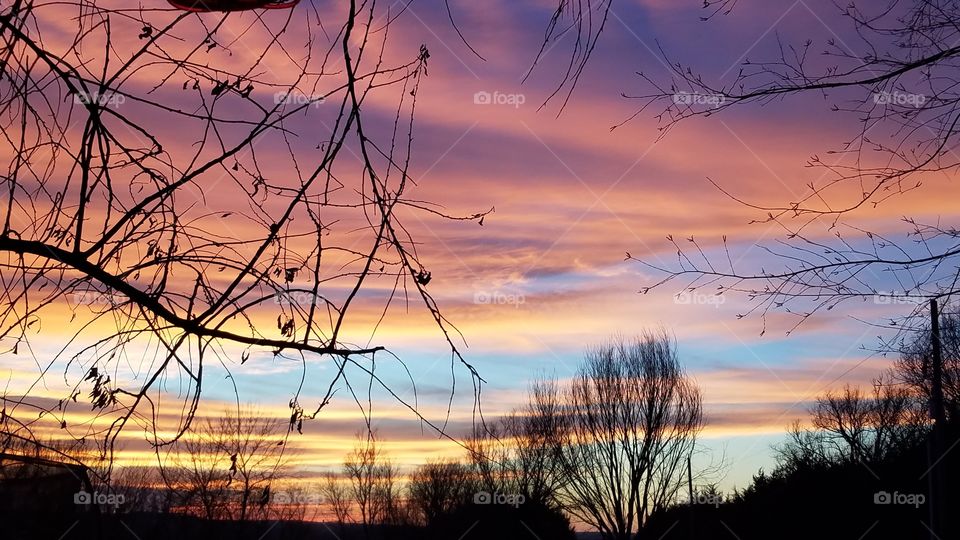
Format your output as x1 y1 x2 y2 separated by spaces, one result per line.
166 409 295 521
776 375 927 471
533 332 703 540
321 470 353 531
620 1 960 332
465 392 566 511
405 460 474 527
342 431 406 534
897 310 960 419
0 0 489 474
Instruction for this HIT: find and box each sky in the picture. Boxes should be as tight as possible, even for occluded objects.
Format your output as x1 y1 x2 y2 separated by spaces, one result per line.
4 0 959 497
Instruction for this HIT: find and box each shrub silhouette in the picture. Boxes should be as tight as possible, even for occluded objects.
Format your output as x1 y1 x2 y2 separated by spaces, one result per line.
644 420 960 540
427 498 576 540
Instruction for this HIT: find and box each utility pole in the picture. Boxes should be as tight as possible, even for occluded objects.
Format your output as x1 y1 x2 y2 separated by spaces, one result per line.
928 299 946 539
687 455 695 540
931 299 947 430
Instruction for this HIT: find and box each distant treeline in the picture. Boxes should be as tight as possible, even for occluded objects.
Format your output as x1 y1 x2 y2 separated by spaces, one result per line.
645 313 960 540
4 323 958 540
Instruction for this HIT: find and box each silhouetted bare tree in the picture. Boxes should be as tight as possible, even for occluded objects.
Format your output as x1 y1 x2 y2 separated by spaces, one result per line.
897 311 960 419
778 375 927 471
168 409 288 521
507 379 568 507
533 331 703 540
321 471 353 529
406 460 473 527
464 379 566 510
0 0 490 478
342 431 406 536
621 1 960 333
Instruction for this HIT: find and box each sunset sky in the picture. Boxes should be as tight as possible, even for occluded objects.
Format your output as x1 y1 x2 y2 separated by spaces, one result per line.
6 0 958 496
